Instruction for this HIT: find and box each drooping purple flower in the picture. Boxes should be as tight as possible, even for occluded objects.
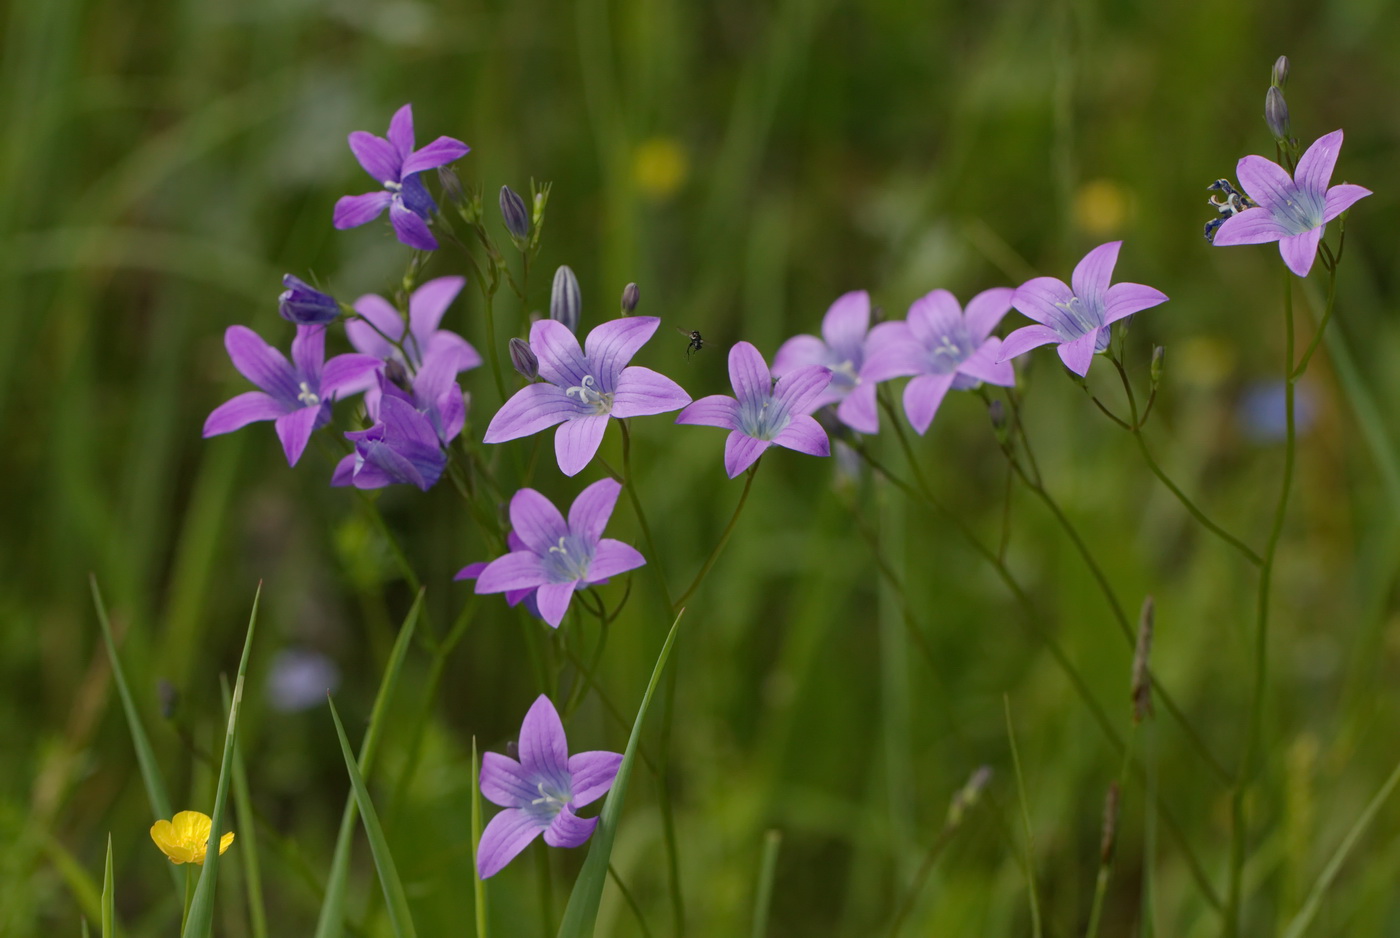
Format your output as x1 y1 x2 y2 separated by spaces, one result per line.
332 104 470 252
476 695 622 879
1212 130 1371 277
483 317 691 477
278 274 341 325
772 290 904 434
330 371 463 491
864 288 1017 434
466 479 645 628
675 341 832 478
999 242 1168 377
203 324 381 466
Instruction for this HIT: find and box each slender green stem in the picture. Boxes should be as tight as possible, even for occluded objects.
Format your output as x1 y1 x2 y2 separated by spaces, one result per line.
620 421 675 610
355 493 422 592
535 844 553 938
674 464 760 609
1291 261 1338 380
182 865 195 933
481 290 508 404
609 865 655 938
1086 730 1136 938
1003 697 1044 938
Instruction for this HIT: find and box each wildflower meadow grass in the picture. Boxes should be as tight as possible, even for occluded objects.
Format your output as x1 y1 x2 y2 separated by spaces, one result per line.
4 2 1400 936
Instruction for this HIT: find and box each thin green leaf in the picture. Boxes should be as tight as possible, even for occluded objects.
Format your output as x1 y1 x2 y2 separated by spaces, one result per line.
313 589 424 938
182 583 261 938
556 610 684 938
327 697 418 938
472 737 488 938
101 834 114 938
222 677 268 938
749 830 782 938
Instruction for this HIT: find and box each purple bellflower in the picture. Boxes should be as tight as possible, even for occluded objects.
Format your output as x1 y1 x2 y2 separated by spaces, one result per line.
465 479 645 628
1211 130 1371 277
279 274 341 325
203 324 381 466
332 104 470 252
999 241 1168 377
476 695 622 879
330 371 463 491
772 290 904 434
483 317 691 477
676 341 833 478
864 289 1017 434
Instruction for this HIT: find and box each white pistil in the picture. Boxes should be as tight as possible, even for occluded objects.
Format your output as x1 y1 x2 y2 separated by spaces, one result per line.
297 381 321 406
565 375 614 415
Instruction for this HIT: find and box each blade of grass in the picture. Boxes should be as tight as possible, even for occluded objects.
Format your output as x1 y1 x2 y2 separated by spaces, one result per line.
472 737 488 938
749 830 782 938
221 676 267 938
313 589 424 938
101 834 113 938
182 582 261 938
38 827 102 924
327 697 418 938
1004 696 1043 938
556 609 684 938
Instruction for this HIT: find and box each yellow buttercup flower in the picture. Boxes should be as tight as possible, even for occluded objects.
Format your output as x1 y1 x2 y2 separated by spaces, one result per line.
150 811 235 865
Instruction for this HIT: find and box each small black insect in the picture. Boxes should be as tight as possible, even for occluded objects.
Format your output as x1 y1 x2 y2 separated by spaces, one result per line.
1203 178 1257 243
675 327 704 360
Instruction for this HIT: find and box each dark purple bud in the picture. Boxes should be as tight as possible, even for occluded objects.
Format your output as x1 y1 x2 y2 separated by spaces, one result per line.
438 165 465 206
499 185 530 240
1271 55 1290 88
509 336 539 380
550 265 581 333
278 274 340 325
620 282 640 314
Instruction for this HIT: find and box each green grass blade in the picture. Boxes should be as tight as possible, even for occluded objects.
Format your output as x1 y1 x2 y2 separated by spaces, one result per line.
82 918 91 938
556 609 684 938
182 583 261 938
749 829 782 938
472 737 488 938
221 677 267 938
1004 696 1043 938
101 834 113 938
327 697 418 938
313 589 424 938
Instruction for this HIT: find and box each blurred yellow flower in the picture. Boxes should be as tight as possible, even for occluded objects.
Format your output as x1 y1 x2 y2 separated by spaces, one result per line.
150 810 235 865
1073 178 1132 237
632 137 688 201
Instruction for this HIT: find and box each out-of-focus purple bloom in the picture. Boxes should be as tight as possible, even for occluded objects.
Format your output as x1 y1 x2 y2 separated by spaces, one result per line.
999 241 1168 377
772 291 903 434
1239 380 1315 442
863 288 1017 434
203 324 381 466
476 695 621 879
1212 130 1370 277
267 648 340 713
332 104 470 251
483 317 691 477
330 375 453 491
676 341 832 478
278 275 341 326
465 479 644 628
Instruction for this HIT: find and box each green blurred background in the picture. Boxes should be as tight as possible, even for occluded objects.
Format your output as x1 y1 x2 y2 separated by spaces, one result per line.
3 0 1399 933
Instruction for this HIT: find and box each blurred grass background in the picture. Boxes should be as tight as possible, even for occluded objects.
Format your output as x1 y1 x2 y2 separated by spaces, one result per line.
3 0 1399 933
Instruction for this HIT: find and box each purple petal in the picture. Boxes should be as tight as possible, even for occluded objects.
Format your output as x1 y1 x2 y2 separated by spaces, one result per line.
675 394 739 429
225 326 297 402
389 201 438 251
408 276 465 343
772 364 833 417
1294 129 1343 199
483 384 578 444
402 136 471 176
1011 278 1074 327
772 414 829 458
334 192 392 229
204 392 285 436
588 539 646 580
963 287 1015 343
348 293 404 359
476 808 544 879
290 324 327 381
454 561 488 581
347 131 399 183
583 317 661 387
517 695 569 776
567 479 622 543
424 331 482 373
1212 207 1292 246
330 454 356 487
906 290 963 347
727 342 773 405
772 334 826 376
611 366 692 418
1070 241 1120 302
903 373 956 435
385 104 415 160
476 551 548 594
723 432 771 478
819 290 870 360
567 750 623 807
1057 331 1098 377
1235 155 1297 212
508 488 569 554
555 415 610 477
835 382 879 434
531 319 590 388
1322 183 1371 223
1103 282 1168 325
544 810 597 849
998 324 1061 362
1279 227 1323 278
534 583 576 628
861 329 921 383
956 340 1015 388
321 353 383 399
274 406 321 466
478 752 536 808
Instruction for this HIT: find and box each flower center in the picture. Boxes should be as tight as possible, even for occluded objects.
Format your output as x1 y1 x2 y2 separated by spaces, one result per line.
738 394 790 441
546 535 594 583
565 375 614 415
1049 295 1099 339
383 179 402 193
297 381 321 407
927 328 975 375
828 358 860 393
1270 186 1324 234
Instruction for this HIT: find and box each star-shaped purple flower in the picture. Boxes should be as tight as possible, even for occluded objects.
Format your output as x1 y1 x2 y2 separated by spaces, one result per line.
476 695 622 879
466 479 645 628
772 290 904 434
203 324 380 466
999 241 1168 377
483 317 691 477
676 341 832 478
1212 129 1371 277
332 104 470 252
864 288 1017 434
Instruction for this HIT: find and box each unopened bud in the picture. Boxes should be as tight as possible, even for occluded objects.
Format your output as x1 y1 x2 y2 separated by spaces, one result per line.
1271 55 1290 89
509 336 539 380
278 274 340 325
620 282 640 314
550 265 582 333
1150 346 1165 386
1099 782 1121 865
437 165 465 205
988 399 1008 439
499 185 530 240
1265 86 1290 141
532 186 550 228
1131 596 1155 724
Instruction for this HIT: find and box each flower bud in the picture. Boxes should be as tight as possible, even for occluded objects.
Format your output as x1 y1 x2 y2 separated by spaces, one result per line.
509 336 539 380
1271 55 1290 88
1265 86 1290 141
988 399 1008 441
620 282 640 314
499 185 530 240
278 274 340 325
550 265 582 333
437 165 465 205
1150 345 1165 386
